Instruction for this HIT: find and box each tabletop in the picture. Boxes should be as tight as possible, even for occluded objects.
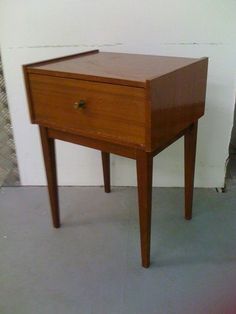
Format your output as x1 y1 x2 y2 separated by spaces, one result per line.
28 51 204 87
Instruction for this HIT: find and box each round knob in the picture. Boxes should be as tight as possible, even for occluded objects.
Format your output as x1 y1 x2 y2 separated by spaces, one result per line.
74 100 86 110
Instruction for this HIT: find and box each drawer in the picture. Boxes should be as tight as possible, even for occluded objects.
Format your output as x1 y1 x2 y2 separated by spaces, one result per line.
28 74 146 146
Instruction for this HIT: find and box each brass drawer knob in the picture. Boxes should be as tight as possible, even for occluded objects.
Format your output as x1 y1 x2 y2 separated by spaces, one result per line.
74 100 86 110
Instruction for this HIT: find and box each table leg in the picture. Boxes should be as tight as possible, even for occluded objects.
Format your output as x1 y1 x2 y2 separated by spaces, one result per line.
136 151 153 268
39 126 60 228
184 121 198 220
101 152 111 193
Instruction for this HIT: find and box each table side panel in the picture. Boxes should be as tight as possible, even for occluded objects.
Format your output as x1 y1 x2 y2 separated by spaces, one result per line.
48 128 137 159
23 66 36 122
148 58 208 151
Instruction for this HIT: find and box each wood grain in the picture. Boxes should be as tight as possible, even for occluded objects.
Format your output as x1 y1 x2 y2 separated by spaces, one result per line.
23 50 98 123
39 126 60 228
29 74 146 147
184 122 198 220
27 51 203 88
48 128 137 159
101 152 111 193
147 58 208 151
136 151 153 268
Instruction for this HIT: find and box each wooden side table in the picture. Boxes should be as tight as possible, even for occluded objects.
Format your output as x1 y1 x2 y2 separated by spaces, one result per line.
23 50 208 268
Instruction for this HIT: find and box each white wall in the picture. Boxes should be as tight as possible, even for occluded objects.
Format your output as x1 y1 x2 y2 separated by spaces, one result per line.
1 0 236 187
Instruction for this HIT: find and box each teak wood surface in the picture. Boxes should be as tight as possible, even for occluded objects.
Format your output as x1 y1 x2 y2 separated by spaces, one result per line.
23 50 208 268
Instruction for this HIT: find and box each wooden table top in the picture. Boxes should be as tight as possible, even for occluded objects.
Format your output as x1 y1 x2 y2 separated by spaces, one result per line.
29 51 204 87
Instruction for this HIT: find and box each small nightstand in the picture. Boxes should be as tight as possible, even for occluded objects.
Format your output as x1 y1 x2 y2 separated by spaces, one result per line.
23 50 208 268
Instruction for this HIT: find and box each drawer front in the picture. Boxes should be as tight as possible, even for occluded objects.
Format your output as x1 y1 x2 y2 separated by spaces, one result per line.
29 74 146 146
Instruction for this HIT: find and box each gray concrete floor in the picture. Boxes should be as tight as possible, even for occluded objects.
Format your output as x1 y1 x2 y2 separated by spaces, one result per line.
1 186 236 314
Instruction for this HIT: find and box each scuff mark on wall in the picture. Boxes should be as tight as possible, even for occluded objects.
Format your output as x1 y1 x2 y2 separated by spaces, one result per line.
163 42 224 46
8 43 123 49
7 41 227 50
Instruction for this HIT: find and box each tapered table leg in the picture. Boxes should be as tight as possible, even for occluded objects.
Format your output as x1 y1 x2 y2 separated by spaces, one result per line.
39 126 60 228
136 151 153 268
101 151 111 193
184 122 198 220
